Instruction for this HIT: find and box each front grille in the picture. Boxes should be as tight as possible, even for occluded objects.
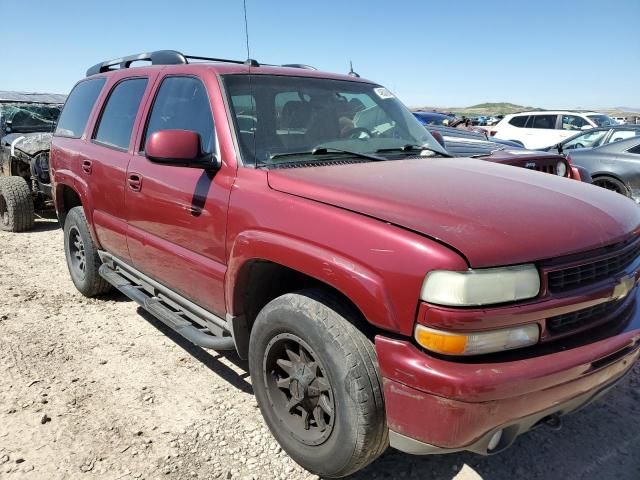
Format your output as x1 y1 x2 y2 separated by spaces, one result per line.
526 164 556 174
548 241 640 292
547 300 621 334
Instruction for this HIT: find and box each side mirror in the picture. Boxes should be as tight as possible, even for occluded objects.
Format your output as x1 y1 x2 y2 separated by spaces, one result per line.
146 130 219 170
430 130 446 148
4 120 12 134
580 125 592 131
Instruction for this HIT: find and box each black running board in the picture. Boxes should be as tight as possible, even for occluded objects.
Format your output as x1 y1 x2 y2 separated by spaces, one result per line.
99 264 236 351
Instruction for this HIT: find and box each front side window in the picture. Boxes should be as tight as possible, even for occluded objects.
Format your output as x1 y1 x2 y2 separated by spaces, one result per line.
609 129 640 143
94 78 148 150
55 78 106 138
530 115 557 130
508 115 528 128
224 75 446 167
561 115 590 131
143 76 215 155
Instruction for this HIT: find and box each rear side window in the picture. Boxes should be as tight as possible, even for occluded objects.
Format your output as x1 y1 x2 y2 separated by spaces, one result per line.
94 78 148 150
628 144 640 155
143 76 215 155
55 78 106 138
531 115 557 130
508 115 528 127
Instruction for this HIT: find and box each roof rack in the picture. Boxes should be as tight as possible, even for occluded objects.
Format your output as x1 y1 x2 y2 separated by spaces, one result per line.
86 50 315 77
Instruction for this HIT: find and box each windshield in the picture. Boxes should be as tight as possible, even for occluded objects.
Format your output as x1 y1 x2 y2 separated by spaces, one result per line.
223 75 447 167
0 103 62 133
587 114 616 127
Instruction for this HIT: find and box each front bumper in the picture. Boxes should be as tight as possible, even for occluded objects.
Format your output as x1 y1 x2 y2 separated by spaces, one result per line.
375 290 640 455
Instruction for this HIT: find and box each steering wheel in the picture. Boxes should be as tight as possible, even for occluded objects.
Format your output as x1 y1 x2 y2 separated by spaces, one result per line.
342 127 373 140
573 142 584 149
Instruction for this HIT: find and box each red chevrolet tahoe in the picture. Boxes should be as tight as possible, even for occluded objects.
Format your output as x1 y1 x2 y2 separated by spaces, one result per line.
50 50 640 478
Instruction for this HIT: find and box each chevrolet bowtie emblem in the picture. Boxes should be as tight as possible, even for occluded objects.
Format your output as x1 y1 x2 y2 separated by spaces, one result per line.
612 274 637 300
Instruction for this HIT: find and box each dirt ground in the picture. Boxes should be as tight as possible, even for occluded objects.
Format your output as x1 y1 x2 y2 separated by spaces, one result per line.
1 216 639 480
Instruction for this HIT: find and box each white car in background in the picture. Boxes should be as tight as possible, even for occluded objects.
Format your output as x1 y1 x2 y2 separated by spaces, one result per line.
487 111 618 149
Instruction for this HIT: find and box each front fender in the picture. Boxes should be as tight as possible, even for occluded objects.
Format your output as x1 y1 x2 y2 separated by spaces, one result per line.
226 229 400 331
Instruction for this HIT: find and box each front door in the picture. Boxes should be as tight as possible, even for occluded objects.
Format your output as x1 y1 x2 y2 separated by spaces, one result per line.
125 74 232 316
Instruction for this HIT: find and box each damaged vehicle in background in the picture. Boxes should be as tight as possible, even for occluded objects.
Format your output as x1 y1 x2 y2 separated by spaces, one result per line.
0 91 65 231
423 123 591 183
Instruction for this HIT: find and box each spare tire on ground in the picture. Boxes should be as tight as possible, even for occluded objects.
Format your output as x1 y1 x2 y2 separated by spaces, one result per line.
0 177 35 232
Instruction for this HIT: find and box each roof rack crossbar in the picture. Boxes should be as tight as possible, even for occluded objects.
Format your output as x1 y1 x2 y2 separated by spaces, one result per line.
86 50 263 77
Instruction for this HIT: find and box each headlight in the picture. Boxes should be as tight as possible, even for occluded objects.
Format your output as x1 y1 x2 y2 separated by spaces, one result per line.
556 160 567 177
415 323 540 356
421 265 540 306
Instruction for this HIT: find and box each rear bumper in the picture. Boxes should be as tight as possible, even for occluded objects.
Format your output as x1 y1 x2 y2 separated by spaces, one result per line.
375 292 640 454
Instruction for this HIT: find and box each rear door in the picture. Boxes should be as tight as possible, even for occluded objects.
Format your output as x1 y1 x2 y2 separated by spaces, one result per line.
524 114 561 149
81 76 151 262
125 73 233 316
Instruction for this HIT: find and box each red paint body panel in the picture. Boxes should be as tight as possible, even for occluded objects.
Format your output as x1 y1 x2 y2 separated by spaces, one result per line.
225 168 466 334
268 158 640 267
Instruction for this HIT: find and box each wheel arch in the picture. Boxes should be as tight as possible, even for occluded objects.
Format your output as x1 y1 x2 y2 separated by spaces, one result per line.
226 230 400 342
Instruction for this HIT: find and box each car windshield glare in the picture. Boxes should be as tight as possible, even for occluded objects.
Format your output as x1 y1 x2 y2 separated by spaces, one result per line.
587 114 616 127
223 75 447 167
0 103 61 133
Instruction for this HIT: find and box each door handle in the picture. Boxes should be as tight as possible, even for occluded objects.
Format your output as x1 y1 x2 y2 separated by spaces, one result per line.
81 160 92 174
127 173 142 192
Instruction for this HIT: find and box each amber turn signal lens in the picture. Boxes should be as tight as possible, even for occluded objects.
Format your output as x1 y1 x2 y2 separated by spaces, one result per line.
414 326 468 355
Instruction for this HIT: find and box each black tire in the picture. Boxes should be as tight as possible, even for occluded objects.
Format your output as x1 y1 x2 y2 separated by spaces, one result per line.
249 289 388 478
592 175 631 198
0 176 34 232
63 206 112 297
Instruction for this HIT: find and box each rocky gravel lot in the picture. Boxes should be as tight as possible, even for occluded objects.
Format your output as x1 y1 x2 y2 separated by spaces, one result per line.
1 216 640 480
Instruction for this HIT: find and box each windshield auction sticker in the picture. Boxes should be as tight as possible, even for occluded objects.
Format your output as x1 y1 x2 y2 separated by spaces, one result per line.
373 87 395 99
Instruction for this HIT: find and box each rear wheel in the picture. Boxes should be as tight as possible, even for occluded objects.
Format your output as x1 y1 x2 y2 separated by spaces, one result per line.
249 290 388 478
592 175 631 197
63 206 112 297
0 176 34 232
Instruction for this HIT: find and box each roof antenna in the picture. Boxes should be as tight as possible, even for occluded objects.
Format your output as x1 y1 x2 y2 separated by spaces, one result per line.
348 61 360 78
243 0 259 67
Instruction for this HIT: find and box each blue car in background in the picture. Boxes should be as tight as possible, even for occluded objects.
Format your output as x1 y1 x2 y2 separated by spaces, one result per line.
413 111 456 126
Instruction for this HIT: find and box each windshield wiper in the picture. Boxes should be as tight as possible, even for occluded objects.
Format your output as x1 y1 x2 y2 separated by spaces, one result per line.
269 146 386 162
376 144 452 158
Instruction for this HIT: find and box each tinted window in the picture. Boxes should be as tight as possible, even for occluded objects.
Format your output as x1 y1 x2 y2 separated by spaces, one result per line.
509 115 528 127
628 144 640 155
55 78 106 138
144 76 215 155
94 78 148 150
531 115 557 130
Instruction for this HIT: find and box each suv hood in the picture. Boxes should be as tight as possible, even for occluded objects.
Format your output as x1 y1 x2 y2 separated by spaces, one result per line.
267 158 640 267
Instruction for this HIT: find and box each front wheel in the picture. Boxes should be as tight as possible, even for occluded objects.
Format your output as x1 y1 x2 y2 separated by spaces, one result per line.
0 176 34 232
249 290 388 478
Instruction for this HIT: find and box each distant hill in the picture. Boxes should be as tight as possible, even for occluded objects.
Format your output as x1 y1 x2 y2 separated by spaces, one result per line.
413 102 542 116
412 102 640 117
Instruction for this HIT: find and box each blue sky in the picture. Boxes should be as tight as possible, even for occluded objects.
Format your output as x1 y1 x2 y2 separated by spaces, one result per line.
4 0 639 108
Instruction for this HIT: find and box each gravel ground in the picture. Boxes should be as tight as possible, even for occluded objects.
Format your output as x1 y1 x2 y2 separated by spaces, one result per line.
1 216 639 480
